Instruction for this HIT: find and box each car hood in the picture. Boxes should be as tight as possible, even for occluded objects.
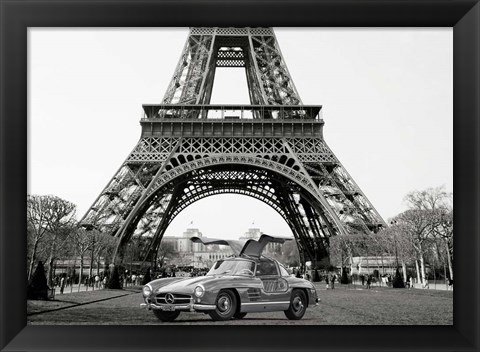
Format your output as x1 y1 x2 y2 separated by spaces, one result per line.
149 275 231 293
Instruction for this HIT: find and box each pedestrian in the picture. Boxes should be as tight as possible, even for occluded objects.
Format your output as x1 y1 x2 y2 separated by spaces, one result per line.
366 275 371 289
303 271 310 281
102 276 107 289
331 274 336 289
360 274 365 287
60 276 65 294
295 268 301 278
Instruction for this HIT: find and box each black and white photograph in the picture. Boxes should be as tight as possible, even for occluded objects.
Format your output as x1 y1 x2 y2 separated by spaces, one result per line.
26 27 454 326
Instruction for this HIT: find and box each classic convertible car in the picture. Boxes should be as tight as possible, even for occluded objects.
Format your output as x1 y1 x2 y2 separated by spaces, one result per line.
140 234 318 322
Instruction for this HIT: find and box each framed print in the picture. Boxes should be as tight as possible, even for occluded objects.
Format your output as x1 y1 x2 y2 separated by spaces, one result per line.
1 1 479 351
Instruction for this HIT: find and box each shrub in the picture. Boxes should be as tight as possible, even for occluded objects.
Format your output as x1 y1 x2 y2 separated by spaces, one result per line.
27 261 49 300
340 267 350 284
312 269 321 282
392 267 405 288
141 267 152 285
106 265 122 289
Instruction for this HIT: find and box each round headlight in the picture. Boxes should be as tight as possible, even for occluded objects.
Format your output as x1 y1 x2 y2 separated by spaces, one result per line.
142 285 152 297
194 285 205 297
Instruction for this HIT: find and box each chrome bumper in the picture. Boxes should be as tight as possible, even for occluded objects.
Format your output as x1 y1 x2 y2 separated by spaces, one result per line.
140 301 215 312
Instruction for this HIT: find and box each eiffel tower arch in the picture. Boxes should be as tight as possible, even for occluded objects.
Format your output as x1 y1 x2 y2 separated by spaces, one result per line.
81 27 386 267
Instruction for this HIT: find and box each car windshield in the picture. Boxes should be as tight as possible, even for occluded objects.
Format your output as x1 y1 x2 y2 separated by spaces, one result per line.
207 259 256 277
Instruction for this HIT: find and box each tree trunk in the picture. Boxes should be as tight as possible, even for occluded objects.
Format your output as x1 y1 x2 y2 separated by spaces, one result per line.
89 249 94 280
419 254 427 285
380 254 385 275
89 237 95 280
28 238 40 281
347 248 354 277
70 256 77 293
47 257 55 288
401 260 407 282
415 259 421 285
46 239 57 287
444 239 453 280
78 256 84 292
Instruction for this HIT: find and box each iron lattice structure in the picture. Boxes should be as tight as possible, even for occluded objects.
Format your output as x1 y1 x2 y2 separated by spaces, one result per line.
81 27 386 265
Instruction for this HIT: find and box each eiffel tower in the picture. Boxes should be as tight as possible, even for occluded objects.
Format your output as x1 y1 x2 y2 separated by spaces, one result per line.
81 27 386 266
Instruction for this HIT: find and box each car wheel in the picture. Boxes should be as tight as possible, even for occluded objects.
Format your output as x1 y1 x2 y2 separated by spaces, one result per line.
153 310 180 322
234 311 247 319
284 289 307 320
209 289 237 321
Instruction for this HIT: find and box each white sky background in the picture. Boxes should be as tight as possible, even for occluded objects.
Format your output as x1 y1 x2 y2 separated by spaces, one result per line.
28 28 453 240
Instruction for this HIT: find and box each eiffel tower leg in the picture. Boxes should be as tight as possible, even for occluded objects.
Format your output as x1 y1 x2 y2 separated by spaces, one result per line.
140 184 185 265
299 198 331 267
273 183 315 266
105 140 183 265
289 138 386 234
112 189 173 265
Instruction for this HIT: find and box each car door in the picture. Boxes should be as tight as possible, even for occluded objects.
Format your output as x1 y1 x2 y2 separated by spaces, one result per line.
252 258 290 311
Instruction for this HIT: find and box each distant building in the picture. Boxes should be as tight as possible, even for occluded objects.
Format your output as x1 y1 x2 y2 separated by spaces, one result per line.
163 226 289 268
163 227 232 268
349 256 397 275
53 257 107 276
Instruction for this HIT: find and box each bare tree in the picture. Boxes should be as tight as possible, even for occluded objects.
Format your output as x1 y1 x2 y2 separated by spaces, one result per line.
27 195 76 281
379 224 416 281
329 235 352 270
91 232 118 276
330 233 377 276
45 222 76 286
267 240 300 267
403 186 453 283
157 241 177 269
70 228 94 291
431 209 453 280
404 185 452 211
393 209 437 285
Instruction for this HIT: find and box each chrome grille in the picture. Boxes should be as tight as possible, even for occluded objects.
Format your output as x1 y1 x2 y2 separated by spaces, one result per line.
260 278 288 292
262 279 277 292
247 288 261 301
155 293 191 305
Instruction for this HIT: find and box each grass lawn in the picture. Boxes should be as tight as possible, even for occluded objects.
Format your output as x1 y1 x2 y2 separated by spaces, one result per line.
27 288 140 315
314 283 453 325
27 284 452 325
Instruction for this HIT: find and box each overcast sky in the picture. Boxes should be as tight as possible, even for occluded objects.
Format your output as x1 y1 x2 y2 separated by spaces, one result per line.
28 28 452 240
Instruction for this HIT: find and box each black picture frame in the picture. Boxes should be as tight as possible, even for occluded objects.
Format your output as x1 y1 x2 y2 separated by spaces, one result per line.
1 0 478 351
